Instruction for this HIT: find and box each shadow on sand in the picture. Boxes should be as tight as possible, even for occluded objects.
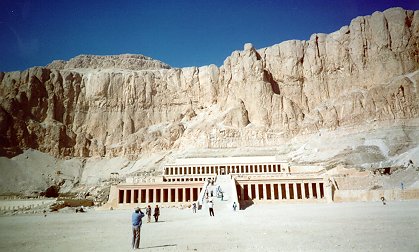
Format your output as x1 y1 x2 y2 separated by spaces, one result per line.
142 244 177 249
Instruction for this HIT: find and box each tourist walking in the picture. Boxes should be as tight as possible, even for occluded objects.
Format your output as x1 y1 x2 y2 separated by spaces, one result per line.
146 205 152 223
232 202 237 211
208 200 215 216
131 207 145 250
153 205 160 222
192 202 197 213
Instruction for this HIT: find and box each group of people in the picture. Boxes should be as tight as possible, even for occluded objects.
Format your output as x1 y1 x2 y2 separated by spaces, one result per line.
131 201 238 249
131 205 160 250
205 185 224 199
145 205 160 223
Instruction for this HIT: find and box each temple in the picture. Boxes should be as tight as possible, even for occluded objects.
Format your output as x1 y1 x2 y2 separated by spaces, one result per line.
103 156 333 210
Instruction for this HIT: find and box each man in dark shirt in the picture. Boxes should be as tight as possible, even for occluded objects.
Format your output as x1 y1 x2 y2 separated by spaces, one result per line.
131 207 145 249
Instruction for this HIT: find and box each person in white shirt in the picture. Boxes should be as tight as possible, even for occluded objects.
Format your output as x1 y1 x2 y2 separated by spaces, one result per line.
208 200 214 216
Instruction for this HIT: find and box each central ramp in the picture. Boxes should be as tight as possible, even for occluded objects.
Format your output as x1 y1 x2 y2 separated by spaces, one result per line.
202 175 240 212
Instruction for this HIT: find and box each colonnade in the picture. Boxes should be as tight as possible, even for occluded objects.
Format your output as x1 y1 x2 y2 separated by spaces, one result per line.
236 181 325 201
118 186 202 204
164 163 285 176
164 176 216 182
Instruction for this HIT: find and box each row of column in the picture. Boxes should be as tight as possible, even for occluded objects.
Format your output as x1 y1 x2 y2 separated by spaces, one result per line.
237 182 324 201
118 187 202 204
164 176 215 182
165 163 284 175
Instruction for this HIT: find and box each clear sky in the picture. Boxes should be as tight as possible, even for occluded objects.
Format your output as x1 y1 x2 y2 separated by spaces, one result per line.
0 0 417 72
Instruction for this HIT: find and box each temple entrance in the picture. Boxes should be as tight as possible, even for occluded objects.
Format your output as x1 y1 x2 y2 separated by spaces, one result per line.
220 166 226 175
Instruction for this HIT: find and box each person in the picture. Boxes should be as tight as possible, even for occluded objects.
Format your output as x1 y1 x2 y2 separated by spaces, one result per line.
381 196 386 205
221 192 224 201
208 200 214 216
232 202 237 211
153 205 160 222
131 207 145 250
192 202 197 213
75 206 85 213
146 205 152 223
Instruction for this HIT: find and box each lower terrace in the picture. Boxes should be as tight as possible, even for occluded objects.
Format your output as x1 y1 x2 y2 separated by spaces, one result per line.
103 156 330 209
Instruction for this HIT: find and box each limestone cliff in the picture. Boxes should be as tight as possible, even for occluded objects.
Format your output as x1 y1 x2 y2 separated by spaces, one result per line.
0 7 418 161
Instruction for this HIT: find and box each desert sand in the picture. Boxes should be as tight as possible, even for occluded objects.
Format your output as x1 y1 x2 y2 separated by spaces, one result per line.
0 201 418 252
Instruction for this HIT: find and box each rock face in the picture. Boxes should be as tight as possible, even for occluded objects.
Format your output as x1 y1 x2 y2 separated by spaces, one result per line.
46 54 171 70
0 7 418 160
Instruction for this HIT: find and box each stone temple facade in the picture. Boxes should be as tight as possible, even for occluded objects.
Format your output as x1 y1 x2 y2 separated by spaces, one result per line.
103 156 333 210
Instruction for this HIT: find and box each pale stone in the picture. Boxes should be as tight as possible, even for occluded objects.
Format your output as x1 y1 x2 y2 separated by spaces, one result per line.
0 7 417 161
244 43 254 51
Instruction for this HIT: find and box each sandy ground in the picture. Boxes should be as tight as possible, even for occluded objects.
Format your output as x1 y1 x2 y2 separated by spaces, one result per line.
0 201 418 252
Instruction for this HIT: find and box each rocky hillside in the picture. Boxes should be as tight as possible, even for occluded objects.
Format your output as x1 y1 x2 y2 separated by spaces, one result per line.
0 7 418 162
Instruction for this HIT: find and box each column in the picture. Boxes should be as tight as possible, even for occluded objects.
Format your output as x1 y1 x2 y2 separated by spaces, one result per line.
301 182 306 199
160 188 164 203
263 183 267 200
130 190 134 204
175 188 179 202
271 184 275 200
285 183 290 199
153 188 157 203
293 183 298 199
146 189 150 203
308 182 314 199
189 187 194 202
278 183 283 200
248 184 252 200
168 188 172 202
255 184 259 200
316 183 321 199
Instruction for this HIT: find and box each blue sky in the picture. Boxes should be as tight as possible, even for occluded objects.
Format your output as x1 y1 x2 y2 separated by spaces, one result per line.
0 0 417 72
